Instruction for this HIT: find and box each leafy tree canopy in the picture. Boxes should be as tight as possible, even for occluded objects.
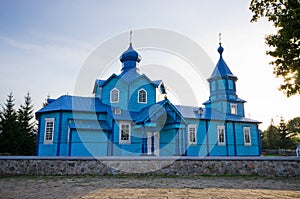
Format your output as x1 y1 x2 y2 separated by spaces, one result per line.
287 116 300 137
249 0 300 96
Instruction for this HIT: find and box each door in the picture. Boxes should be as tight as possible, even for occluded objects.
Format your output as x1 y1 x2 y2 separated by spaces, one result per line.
147 132 160 156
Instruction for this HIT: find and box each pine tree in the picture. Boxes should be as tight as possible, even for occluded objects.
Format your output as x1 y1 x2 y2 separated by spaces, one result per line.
262 123 280 149
17 92 36 155
278 117 295 149
0 93 20 155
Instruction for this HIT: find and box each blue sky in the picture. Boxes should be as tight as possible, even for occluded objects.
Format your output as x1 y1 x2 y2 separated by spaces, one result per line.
0 0 299 130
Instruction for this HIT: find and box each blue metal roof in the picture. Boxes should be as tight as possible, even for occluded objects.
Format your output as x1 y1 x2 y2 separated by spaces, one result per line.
175 105 260 123
118 69 142 83
36 95 108 114
136 99 188 124
203 97 246 105
152 80 162 87
93 74 120 91
95 79 106 87
119 44 141 63
93 72 163 92
209 44 237 80
37 94 259 124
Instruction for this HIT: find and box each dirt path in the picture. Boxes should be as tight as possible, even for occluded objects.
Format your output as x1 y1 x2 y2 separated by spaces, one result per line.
0 175 299 198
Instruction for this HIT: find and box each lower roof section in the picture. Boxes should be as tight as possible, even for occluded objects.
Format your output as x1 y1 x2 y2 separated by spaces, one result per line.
36 95 260 124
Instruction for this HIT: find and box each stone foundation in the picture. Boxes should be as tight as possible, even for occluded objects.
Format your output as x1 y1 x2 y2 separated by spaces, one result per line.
0 156 299 177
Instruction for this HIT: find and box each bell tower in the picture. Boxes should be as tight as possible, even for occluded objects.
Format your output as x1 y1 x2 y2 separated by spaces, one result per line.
204 42 246 117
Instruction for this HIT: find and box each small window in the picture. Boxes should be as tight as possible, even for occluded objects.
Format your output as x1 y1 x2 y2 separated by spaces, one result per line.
44 118 55 144
114 108 121 115
228 80 234 90
110 88 119 103
217 125 225 146
188 125 197 144
138 89 147 103
119 122 131 144
230 103 237 115
211 81 216 91
243 127 251 146
218 79 225 90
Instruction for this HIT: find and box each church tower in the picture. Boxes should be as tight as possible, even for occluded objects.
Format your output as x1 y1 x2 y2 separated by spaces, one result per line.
204 43 246 117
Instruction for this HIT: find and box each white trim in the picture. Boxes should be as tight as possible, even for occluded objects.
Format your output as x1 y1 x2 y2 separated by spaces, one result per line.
138 88 147 104
147 132 160 156
110 88 119 103
44 118 55 144
119 121 131 144
230 103 237 115
217 125 226 146
243 127 251 146
188 124 197 144
67 126 70 143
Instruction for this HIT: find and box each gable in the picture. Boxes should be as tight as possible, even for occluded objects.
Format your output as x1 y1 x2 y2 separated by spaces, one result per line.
135 99 188 125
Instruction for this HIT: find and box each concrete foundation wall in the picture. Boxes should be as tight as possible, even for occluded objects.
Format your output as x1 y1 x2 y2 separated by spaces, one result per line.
0 156 299 177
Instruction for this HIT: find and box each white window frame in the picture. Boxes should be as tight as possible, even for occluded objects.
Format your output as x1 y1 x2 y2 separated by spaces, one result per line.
188 124 197 144
230 103 237 115
110 88 119 103
138 88 147 104
44 118 55 144
217 125 226 146
119 122 131 144
243 127 251 146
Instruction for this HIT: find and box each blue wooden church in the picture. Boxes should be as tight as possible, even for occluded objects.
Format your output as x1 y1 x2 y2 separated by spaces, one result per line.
36 41 261 156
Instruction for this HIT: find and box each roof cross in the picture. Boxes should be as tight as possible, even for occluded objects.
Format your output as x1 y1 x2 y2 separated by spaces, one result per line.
129 30 132 46
219 33 222 44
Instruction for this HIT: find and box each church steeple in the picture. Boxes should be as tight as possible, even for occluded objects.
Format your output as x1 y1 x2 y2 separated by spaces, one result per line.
209 43 237 81
204 41 246 117
120 31 141 73
207 42 238 100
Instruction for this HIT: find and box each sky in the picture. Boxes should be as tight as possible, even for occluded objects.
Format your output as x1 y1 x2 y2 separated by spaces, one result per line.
0 0 299 130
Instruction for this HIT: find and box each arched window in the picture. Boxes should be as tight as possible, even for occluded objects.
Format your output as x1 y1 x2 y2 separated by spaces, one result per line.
110 88 119 103
138 89 147 103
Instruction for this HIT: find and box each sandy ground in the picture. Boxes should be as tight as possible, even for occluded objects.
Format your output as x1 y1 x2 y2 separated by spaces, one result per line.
0 175 299 199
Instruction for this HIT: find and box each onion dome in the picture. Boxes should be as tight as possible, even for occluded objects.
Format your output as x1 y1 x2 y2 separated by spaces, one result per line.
120 44 141 63
217 43 224 56
120 43 141 72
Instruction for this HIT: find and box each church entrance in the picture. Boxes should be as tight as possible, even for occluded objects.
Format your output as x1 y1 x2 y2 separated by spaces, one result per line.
147 132 160 156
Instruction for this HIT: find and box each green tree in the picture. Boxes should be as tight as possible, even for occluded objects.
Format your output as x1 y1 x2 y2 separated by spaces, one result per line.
262 122 280 149
249 0 300 96
287 117 300 144
287 117 300 136
278 117 295 149
0 93 21 155
17 92 36 155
